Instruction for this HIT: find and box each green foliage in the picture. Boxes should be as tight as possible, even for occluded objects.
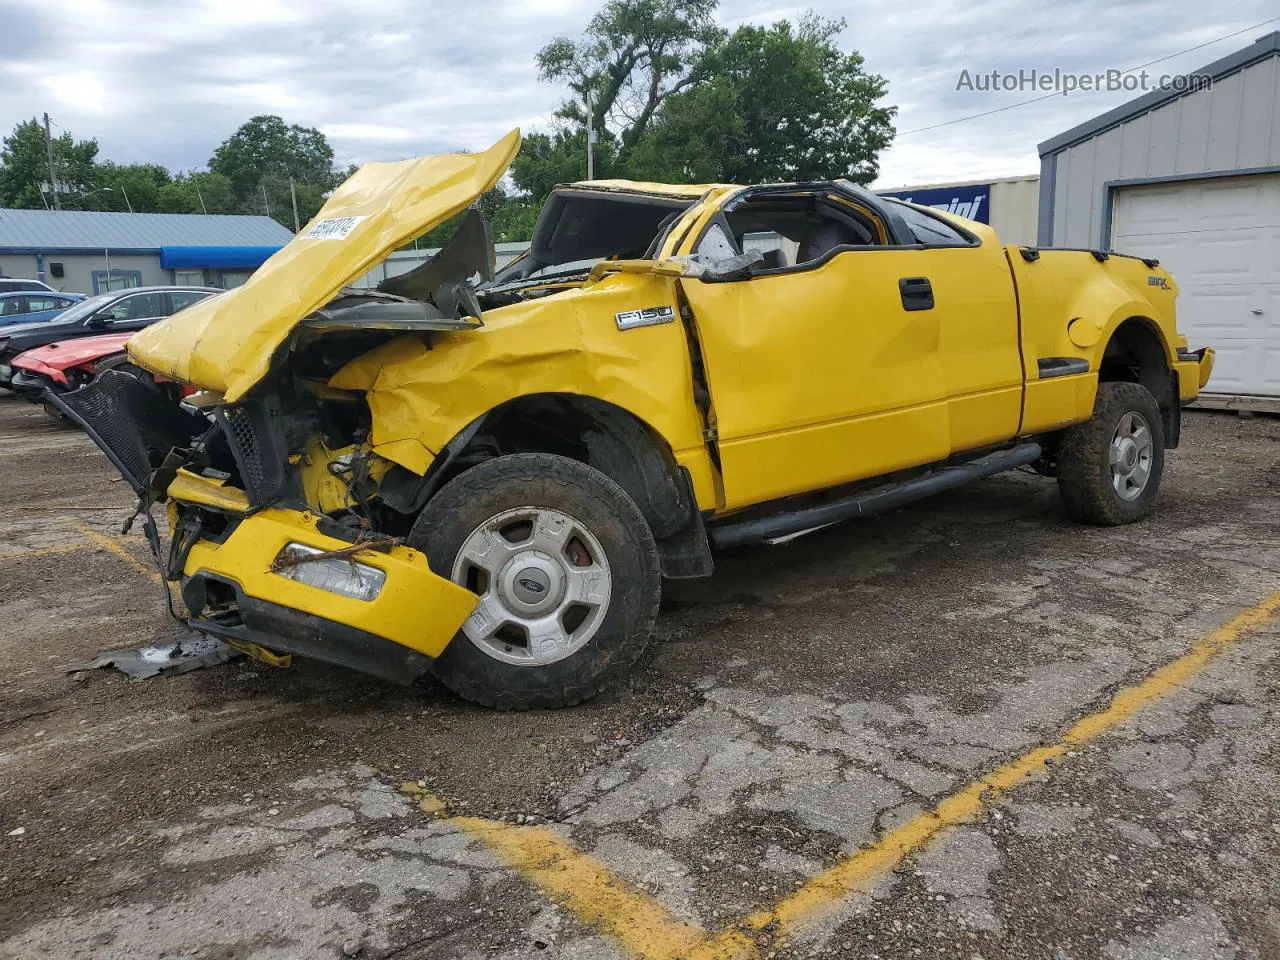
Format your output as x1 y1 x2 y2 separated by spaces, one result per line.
209 115 335 197
156 171 238 214
629 15 897 184
0 118 99 209
207 115 339 228
537 0 720 164
512 1 897 229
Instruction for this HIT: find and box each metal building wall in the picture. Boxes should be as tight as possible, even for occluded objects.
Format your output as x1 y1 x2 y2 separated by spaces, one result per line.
1044 51 1280 248
987 178 1040 246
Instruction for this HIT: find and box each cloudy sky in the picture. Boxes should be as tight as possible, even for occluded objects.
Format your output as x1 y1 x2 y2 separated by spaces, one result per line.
1 0 1276 188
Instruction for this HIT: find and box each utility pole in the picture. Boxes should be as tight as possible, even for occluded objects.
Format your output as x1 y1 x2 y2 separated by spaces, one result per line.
42 113 61 210
584 90 595 181
289 179 300 232
119 184 134 214
261 184 271 218
195 184 207 214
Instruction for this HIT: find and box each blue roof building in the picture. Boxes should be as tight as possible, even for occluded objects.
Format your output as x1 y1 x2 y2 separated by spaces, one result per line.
0 208 294 295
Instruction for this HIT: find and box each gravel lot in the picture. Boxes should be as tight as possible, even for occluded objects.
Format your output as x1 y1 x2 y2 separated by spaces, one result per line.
0 397 1277 960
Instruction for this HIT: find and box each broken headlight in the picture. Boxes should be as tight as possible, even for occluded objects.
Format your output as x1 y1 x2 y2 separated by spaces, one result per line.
272 543 386 602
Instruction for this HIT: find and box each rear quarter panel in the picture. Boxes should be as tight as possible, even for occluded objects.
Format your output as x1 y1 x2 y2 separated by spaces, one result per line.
1008 248 1179 433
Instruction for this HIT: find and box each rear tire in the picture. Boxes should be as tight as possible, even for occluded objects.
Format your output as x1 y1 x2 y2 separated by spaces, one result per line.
409 453 661 710
1057 381 1165 525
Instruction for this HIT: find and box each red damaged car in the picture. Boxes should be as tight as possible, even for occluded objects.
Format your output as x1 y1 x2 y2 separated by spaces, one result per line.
9 333 189 421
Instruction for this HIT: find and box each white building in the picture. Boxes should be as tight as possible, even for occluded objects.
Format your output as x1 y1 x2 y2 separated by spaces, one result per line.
875 175 1041 247
1038 30 1280 400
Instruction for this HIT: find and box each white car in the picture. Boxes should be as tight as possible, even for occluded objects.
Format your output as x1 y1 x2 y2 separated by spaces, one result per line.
0 278 54 294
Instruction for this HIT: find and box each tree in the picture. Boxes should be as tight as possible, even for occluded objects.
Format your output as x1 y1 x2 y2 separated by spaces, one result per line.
209 115 337 227
0 118 99 209
510 128 618 200
76 162 172 212
156 171 238 214
628 16 896 184
537 0 720 165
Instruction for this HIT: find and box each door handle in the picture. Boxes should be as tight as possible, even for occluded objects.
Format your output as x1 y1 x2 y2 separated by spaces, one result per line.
899 277 934 311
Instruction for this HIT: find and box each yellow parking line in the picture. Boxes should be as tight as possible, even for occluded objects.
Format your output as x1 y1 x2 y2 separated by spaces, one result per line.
453 817 711 960
687 590 1280 958
0 542 91 561
68 521 161 584
439 592 1280 960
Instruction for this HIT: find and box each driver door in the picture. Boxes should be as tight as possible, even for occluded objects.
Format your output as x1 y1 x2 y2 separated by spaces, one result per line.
679 207 951 511
92 291 170 332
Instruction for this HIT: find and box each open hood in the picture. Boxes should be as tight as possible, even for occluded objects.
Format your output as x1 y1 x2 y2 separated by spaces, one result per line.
126 129 521 402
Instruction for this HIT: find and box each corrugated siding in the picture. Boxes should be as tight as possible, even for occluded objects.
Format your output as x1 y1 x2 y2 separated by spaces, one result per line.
1051 55 1280 247
0 209 295 251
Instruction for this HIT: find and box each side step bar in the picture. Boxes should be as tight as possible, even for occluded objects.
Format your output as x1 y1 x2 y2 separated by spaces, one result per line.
709 442 1042 549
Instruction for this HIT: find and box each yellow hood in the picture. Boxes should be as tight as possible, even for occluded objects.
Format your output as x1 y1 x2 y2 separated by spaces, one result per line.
128 129 521 402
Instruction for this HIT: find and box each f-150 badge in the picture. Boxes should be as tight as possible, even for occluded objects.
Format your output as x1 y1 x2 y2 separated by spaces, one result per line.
615 305 675 330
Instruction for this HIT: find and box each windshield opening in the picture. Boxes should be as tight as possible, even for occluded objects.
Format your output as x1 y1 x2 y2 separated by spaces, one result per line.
494 190 694 283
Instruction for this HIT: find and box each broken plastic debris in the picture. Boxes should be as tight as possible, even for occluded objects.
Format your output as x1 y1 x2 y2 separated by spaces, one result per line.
65 633 241 681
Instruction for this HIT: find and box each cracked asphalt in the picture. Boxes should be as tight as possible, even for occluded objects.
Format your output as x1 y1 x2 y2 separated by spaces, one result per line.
0 398 1277 959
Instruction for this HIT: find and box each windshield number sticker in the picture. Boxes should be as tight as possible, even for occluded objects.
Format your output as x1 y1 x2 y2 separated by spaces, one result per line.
304 216 366 241
616 305 675 330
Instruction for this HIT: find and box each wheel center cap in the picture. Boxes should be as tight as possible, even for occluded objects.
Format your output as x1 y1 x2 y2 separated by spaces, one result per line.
498 551 565 616
1116 437 1139 472
513 568 551 604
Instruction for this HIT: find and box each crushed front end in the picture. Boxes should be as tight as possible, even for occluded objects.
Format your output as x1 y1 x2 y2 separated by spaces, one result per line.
50 364 478 684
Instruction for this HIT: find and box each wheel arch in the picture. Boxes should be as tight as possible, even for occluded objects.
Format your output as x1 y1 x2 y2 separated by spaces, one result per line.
1096 315 1181 447
383 392 714 579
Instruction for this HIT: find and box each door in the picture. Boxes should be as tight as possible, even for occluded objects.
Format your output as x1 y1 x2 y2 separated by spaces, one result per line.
679 189 1023 510
889 203 1024 450
682 249 948 509
1111 173 1280 396
94 290 171 332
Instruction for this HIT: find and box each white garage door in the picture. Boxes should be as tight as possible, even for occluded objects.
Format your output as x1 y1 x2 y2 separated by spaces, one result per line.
1111 172 1280 396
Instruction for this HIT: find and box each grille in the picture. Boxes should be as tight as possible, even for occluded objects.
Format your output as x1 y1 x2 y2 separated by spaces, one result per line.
52 370 205 495
219 406 267 493
214 401 291 505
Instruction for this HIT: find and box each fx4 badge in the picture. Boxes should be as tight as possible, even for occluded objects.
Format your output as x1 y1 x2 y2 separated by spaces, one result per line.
1148 275 1170 290
616 305 675 330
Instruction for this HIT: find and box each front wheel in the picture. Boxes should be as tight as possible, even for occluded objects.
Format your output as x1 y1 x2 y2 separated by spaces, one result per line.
409 453 661 710
1056 381 1165 525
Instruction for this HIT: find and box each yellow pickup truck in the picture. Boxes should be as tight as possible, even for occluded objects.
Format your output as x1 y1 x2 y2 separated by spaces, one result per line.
56 130 1213 709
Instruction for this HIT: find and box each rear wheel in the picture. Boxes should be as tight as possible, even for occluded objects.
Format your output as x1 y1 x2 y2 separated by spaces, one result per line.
1057 381 1165 525
409 453 661 709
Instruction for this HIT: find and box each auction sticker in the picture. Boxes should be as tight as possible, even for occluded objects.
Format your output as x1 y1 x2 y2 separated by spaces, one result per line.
304 216 366 240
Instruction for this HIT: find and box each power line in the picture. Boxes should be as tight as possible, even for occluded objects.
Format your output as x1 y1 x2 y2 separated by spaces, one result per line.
896 16 1280 138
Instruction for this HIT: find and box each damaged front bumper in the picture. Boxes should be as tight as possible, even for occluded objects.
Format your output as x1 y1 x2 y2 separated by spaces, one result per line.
174 503 477 684
49 369 478 686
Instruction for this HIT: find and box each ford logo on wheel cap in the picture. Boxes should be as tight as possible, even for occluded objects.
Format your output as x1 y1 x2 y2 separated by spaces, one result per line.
517 576 546 594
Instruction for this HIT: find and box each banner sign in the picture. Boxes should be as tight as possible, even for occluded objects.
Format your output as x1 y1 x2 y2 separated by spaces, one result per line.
877 184 990 223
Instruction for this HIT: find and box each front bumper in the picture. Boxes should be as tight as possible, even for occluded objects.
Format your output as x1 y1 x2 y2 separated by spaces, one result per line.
9 369 55 401
175 505 478 684
1175 347 1215 400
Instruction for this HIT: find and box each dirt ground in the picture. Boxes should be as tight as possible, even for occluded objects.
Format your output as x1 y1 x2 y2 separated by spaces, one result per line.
0 397 1277 960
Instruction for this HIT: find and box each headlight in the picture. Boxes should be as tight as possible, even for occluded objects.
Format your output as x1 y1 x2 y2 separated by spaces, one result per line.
273 543 386 602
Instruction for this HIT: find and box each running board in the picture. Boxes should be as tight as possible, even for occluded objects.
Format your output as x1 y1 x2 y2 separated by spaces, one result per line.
708 442 1043 549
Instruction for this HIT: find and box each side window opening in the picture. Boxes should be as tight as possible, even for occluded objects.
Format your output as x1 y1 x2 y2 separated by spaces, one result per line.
709 191 890 271
884 200 972 246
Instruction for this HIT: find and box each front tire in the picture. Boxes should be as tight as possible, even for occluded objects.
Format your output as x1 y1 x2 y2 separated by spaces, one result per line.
1057 381 1165 525
409 453 661 710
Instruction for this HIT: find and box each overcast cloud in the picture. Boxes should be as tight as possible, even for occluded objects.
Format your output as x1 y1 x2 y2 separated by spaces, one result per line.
0 0 1275 188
